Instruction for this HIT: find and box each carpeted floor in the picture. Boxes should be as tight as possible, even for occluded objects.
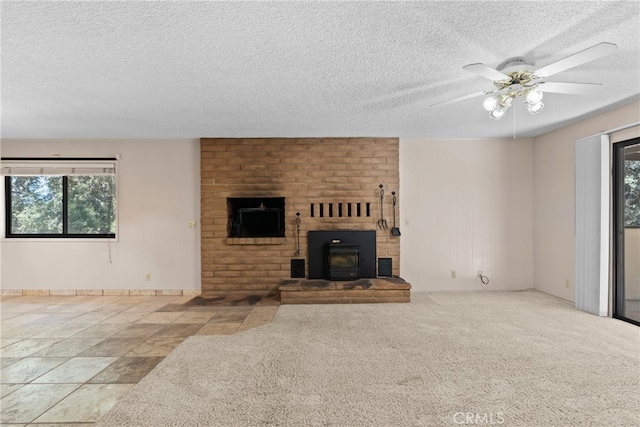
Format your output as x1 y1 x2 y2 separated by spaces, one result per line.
97 290 639 427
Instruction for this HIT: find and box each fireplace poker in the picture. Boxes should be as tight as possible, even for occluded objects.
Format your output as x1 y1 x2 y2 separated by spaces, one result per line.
295 212 301 257
377 184 388 229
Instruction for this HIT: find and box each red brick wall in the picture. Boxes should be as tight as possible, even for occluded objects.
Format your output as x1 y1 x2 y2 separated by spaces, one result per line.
200 138 400 296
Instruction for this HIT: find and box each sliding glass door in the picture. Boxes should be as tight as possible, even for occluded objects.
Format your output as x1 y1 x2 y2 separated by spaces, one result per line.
613 138 640 325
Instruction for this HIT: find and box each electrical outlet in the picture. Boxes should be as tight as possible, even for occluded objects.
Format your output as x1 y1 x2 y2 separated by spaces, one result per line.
404 219 410 227
145 273 151 281
188 221 196 229
565 279 570 288
451 270 456 279
477 270 482 278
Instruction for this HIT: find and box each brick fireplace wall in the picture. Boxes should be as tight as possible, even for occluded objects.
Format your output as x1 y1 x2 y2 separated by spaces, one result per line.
200 138 400 296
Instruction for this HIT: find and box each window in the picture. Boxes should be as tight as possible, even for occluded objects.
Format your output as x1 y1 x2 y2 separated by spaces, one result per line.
624 156 640 227
2 158 117 238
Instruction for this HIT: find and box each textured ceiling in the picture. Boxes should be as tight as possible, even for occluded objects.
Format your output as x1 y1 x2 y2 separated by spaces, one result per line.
1 1 639 139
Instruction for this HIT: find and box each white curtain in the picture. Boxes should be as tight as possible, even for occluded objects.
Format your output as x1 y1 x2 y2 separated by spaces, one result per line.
575 134 609 316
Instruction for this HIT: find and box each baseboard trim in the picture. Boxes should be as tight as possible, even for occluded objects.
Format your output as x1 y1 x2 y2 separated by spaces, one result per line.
0 289 202 297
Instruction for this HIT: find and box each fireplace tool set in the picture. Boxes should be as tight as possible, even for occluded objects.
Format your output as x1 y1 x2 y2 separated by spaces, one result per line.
378 184 401 236
391 191 401 236
294 212 301 257
377 184 388 230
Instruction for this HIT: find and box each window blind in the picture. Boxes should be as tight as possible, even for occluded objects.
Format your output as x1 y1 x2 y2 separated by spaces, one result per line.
575 134 610 316
1 159 116 176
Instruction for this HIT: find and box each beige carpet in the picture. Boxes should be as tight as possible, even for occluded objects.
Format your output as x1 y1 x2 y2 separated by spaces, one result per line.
97 290 639 426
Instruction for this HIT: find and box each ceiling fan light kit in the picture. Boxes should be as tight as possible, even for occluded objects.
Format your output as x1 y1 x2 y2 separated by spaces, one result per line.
433 42 619 121
483 87 544 120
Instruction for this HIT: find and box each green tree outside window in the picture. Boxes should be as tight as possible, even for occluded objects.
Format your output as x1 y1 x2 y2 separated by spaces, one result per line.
8 175 115 237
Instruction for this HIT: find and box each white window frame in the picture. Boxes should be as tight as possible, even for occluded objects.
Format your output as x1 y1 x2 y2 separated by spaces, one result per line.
1 158 119 242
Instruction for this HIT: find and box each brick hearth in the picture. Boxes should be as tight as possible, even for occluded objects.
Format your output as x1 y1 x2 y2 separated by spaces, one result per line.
200 138 400 297
280 277 411 304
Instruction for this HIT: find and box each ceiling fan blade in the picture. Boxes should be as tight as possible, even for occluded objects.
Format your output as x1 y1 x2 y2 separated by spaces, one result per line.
537 81 603 95
462 63 510 81
431 89 496 107
534 42 618 78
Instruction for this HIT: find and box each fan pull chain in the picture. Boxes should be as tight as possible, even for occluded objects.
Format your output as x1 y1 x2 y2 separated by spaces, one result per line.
513 101 517 139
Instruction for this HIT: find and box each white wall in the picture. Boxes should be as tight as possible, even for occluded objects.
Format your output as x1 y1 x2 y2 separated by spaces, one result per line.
0 139 201 291
400 138 534 291
533 101 640 301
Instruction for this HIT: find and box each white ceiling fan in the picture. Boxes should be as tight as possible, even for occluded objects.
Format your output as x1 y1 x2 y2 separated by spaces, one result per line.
433 42 619 119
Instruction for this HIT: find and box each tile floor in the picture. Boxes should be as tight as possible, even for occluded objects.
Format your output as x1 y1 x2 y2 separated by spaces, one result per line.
0 294 279 426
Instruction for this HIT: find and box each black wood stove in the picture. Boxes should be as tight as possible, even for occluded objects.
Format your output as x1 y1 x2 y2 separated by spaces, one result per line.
324 241 360 281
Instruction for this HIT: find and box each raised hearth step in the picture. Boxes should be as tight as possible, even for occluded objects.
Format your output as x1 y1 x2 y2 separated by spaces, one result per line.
279 277 411 304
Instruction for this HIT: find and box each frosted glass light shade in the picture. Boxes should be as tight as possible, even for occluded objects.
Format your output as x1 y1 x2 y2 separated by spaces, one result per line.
483 96 499 111
525 89 543 104
526 101 544 114
490 104 507 119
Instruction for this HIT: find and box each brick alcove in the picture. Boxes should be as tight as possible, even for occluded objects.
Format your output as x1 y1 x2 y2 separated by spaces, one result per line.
200 138 400 297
